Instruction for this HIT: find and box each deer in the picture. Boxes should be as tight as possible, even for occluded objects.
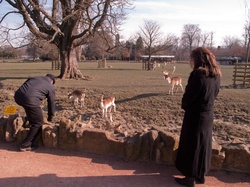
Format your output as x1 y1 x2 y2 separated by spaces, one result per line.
100 95 116 121
68 90 85 108
163 66 184 95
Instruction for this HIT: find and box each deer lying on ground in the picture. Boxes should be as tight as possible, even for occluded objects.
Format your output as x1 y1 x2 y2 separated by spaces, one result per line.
100 95 116 121
68 90 85 108
163 66 184 95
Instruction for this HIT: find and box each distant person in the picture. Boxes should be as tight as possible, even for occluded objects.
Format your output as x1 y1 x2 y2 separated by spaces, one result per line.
14 74 56 151
175 47 222 187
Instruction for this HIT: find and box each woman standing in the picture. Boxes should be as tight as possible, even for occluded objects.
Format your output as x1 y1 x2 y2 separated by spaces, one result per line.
175 47 222 187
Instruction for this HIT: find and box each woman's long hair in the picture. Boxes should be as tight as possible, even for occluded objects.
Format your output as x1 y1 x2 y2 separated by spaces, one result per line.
190 47 222 77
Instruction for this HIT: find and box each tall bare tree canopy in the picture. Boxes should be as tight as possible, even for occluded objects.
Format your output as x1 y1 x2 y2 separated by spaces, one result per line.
0 0 133 79
181 24 201 53
139 20 176 70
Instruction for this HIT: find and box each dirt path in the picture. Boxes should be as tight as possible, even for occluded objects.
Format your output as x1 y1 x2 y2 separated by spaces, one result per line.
0 140 249 187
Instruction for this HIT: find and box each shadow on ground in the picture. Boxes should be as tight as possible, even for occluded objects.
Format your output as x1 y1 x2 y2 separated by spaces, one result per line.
0 139 249 187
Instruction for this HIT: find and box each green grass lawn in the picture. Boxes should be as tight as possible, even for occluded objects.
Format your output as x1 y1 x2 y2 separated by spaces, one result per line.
0 60 249 127
0 59 248 93
0 60 249 145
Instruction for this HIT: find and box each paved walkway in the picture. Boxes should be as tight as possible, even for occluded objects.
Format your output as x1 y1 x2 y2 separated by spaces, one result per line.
0 140 249 187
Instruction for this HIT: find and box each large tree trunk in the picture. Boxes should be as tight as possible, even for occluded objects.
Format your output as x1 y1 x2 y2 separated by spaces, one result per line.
147 54 152 70
76 45 82 62
59 48 84 79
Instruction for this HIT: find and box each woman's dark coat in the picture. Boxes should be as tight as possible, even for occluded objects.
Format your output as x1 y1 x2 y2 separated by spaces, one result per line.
175 69 220 180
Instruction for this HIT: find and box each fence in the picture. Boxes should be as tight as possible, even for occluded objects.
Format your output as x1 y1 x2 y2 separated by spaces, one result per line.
233 63 250 86
52 60 60 70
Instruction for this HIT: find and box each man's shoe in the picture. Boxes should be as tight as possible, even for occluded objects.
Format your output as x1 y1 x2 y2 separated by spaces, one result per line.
19 146 32 152
175 177 195 187
19 145 39 152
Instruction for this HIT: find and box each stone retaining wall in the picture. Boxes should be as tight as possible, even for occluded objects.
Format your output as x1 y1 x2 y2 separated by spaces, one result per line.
1 115 249 174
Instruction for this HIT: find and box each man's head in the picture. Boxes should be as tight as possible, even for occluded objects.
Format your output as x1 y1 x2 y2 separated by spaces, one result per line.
46 74 55 84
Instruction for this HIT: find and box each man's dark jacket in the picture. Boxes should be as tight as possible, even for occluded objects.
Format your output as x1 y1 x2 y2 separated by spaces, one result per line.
14 76 55 118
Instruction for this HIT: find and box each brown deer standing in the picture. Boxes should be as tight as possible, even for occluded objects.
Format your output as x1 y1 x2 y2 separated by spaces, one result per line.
68 90 85 108
100 95 116 121
163 66 184 95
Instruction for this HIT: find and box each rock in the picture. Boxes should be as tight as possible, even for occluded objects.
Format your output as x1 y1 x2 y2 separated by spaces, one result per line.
0 116 8 140
138 130 159 161
125 132 143 160
152 125 179 165
58 116 125 157
42 124 59 148
75 128 125 157
211 140 225 171
222 143 250 174
16 128 29 143
58 117 76 149
13 116 23 137
114 124 122 133
5 114 23 142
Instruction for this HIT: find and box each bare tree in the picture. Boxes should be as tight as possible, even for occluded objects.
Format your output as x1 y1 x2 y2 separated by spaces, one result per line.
25 33 44 61
0 0 133 79
223 36 242 48
181 24 201 53
133 36 143 60
244 0 250 62
200 32 209 47
245 25 250 62
209 31 216 48
199 31 216 48
85 30 114 60
222 36 244 57
139 20 176 70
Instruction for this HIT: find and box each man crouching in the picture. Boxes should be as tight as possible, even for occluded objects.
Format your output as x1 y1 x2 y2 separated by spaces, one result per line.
14 74 56 151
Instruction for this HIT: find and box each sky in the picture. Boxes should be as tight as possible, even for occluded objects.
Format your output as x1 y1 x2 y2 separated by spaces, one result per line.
0 0 248 47
120 0 248 46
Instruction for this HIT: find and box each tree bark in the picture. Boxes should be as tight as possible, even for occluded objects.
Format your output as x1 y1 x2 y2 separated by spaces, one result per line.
76 45 82 62
59 48 83 79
